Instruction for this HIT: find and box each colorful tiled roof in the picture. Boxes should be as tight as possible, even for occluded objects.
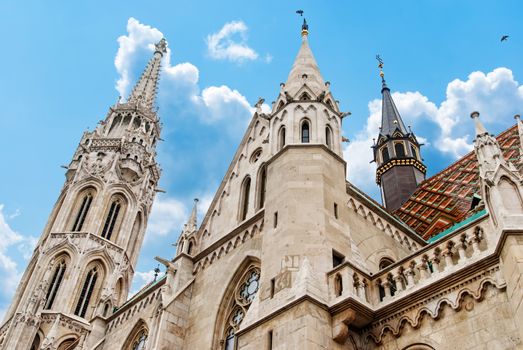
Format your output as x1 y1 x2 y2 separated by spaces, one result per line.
394 124 521 240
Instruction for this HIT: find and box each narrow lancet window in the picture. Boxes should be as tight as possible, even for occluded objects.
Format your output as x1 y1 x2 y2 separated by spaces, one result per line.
44 259 66 309
325 126 332 149
258 165 267 209
101 199 121 240
74 266 99 318
278 126 286 150
72 192 93 232
395 143 406 158
381 147 390 163
301 121 310 143
239 177 251 221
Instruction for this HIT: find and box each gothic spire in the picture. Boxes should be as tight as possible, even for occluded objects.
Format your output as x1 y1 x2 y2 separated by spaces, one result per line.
284 18 325 97
186 198 199 233
127 38 167 110
378 62 408 137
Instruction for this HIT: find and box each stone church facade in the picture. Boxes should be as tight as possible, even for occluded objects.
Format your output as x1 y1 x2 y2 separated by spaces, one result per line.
1 21 522 350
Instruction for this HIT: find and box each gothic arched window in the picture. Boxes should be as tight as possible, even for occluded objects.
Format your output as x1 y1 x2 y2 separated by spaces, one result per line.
44 258 67 309
124 321 149 350
71 190 94 232
325 126 333 149
101 198 123 241
257 165 267 209
278 126 286 150
411 144 418 160
381 147 390 163
395 143 406 158
379 257 395 270
301 121 310 143
74 265 100 318
219 265 261 349
239 176 251 221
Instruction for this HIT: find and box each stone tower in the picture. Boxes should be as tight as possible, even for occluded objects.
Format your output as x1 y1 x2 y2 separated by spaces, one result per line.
0 39 166 350
373 61 426 211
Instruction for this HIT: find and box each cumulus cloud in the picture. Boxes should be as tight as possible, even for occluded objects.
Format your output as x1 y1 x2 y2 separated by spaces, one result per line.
0 204 37 320
345 67 523 198
206 21 259 63
130 269 158 296
146 196 187 238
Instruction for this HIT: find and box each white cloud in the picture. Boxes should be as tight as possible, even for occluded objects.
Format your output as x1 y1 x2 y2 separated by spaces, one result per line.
146 196 187 238
206 21 259 63
130 269 157 296
345 67 523 197
115 17 164 98
0 204 37 317
116 18 256 135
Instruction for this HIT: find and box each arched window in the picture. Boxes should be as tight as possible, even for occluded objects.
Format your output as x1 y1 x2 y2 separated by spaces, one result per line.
239 177 251 221
379 257 395 270
395 143 406 158
30 333 41 350
57 338 79 350
218 265 260 350
278 126 286 150
411 145 418 160
187 240 194 255
124 321 149 350
325 126 332 149
108 114 122 136
381 147 390 163
257 165 267 209
334 273 343 297
74 265 99 318
101 198 122 241
71 190 94 232
301 121 310 143
44 258 67 309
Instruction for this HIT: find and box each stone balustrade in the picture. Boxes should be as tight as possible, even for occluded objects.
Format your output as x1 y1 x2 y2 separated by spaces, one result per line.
327 221 488 307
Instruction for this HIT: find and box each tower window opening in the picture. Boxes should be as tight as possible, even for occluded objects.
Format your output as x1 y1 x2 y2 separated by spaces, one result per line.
101 199 121 241
394 143 406 158
74 266 99 318
411 145 418 159
187 240 194 255
334 273 343 297
72 192 94 232
334 203 338 219
274 212 278 228
270 278 275 298
44 259 67 309
278 126 286 150
267 330 273 350
239 176 251 221
379 257 395 270
258 165 267 209
301 121 310 143
381 147 390 163
325 126 332 149
332 250 345 268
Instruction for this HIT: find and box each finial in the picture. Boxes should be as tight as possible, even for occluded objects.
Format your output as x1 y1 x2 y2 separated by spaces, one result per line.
155 38 167 55
470 111 480 119
376 54 388 90
153 264 161 281
470 111 488 136
296 10 308 36
515 114 521 120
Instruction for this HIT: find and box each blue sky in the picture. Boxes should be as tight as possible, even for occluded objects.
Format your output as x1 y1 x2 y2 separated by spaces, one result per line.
1 0 523 318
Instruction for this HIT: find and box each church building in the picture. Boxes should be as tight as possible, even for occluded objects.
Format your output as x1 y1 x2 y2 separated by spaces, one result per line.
1 19 522 350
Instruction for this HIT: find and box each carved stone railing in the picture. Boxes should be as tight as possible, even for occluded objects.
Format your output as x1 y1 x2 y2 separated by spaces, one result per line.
327 220 489 308
90 138 122 152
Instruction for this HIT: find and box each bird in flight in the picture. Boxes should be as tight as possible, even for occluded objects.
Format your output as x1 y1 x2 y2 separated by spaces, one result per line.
501 35 509 42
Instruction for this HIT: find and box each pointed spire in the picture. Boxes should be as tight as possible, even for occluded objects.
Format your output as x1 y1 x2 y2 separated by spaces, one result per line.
186 198 198 233
127 38 167 110
284 17 325 97
376 57 408 137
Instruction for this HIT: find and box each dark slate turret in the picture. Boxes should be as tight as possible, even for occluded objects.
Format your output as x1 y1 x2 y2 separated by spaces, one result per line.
373 61 426 211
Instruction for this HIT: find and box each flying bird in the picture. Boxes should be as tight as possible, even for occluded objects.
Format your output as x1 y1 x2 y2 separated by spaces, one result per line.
501 35 509 42
296 10 304 16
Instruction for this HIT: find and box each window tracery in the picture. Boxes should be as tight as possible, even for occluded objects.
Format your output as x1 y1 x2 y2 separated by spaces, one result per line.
44 257 67 309
71 190 94 232
221 266 261 349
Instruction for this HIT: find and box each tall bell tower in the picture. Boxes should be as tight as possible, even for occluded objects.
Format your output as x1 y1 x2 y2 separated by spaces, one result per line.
373 58 426 211
0 39 167 350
